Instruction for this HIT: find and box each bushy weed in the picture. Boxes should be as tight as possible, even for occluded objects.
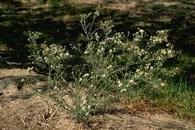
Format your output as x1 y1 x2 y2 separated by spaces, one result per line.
27 12 183 123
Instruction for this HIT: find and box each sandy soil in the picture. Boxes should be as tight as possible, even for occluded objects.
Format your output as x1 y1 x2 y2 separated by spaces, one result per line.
0 68 195 130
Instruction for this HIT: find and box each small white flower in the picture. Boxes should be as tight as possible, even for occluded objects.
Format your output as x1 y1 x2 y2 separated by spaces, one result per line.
21 78 25 82
139 29 144 33
168 50 172 54
83 73 89 77
136 69 140 72
107 65 112 69
94 11 100 16
102 74 106 78
79 78 82 82
119 83 123 87
65 52 69 56
118 81 123 87
87 105 91 109
129 79 134 84
54 86 58 90
139 71 144 75
82 106 86 111
27 67 34 73
160 82 166 87
85 112 89 116
150 66 154 70
120 88 127 92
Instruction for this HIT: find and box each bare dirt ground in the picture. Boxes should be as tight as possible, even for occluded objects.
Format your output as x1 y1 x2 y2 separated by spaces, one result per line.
0 67 195 130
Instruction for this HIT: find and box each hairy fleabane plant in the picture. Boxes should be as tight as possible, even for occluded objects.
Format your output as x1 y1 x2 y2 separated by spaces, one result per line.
62 12 177 123
27 31 72 88
81 12 177 93
27 12 178 124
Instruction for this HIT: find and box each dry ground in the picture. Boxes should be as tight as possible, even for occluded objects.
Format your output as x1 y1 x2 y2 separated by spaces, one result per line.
0 67 195 130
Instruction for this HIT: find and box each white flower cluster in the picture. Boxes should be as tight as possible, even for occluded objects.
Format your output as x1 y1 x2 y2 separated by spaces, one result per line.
78 93 106 118
27 31 42 44
100 20 114 36
42 44 71 71
133 29 146 42
27 31 73 79
80 97 91 117
27 31 45 68
149 30 168 45
83 25 176 93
